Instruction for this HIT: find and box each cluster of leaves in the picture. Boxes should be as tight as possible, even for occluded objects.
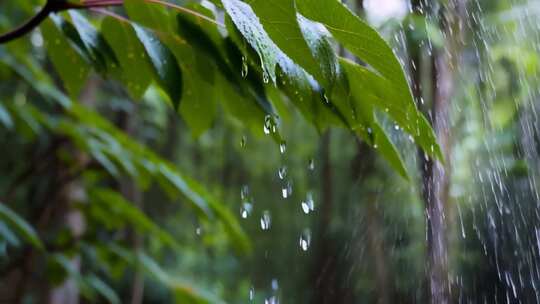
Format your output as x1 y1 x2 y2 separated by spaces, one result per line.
39 0 440 178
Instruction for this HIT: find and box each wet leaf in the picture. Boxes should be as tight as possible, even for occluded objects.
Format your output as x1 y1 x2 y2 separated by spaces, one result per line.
40 16 90 98
0 203 43 250
132 25 183 109
297 0 442 160
101 16 153 99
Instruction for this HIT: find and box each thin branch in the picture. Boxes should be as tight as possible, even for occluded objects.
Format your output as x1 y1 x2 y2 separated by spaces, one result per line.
0 0 122 44
0 1 55 44
0 0 224 44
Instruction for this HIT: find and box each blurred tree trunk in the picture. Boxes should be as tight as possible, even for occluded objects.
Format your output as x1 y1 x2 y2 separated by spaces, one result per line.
48 79 99 304
311 130 339 304
117 107 145 304
410 1 466 303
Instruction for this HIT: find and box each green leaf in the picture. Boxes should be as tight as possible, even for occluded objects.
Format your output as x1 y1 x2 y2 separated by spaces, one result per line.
104 246 226 304
101 16 153 99
296 0 442 160
296 14 340 89
246 0 324 83
66 11 118 74
89 189 181 250
0 103 13 129
371 123 409 179
0 203 43 250
132 25 183 108
136 253 226 304
85 275 121 304
124 0 173 33
40 16 90 98
50 254 120 303
160 34 218 137
222 0 278 84
340 58 440 161
341 59 408 178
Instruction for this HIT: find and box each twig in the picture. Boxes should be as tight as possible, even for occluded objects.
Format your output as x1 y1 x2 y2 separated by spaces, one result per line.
0 0 122 44
0 0 224 44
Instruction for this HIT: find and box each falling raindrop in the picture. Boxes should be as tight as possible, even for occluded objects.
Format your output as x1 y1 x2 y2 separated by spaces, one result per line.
265 296 278 304
260 211 271 230
282 181 292 198
271 278 279 290
240 202 253 219
240 135 247 148
249 286 254 301
301 192 315 214
299 229 311 251
195 227 202 236
279 141 287 154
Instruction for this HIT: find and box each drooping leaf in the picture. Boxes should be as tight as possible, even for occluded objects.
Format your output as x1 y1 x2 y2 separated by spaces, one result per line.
0 102 13 129
341 58 409 178
101 16 153 99
105 246 225 304
161 33 218 137
50 254 120 304
222 0 347 132
0 203 43 250
137 252 226 304
370 123 409 179
246 0 324 83
40 16 90 98
132 25 183 109
222 0 278 84
340 57 440 160
66 11 118 73
88 188 180 250
85 274 121 304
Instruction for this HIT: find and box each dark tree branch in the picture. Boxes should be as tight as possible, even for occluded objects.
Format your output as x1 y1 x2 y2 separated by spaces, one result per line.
0 0 123 44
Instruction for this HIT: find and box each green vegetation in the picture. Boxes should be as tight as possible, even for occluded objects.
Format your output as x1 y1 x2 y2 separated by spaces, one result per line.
0 0 539 303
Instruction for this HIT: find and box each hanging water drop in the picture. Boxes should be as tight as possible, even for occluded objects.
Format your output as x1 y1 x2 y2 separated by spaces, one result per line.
323 93 330 104
263 115 277 135
308 158 315 171
278 166 287 180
